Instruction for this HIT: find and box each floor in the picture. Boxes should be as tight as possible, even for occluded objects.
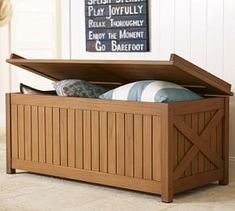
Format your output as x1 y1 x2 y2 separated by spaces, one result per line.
1 140 235 211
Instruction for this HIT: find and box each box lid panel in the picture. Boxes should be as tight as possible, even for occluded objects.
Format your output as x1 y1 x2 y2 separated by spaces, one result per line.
7 53 233 96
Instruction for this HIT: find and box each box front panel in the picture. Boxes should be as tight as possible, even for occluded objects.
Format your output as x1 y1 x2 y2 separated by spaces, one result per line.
10 94 162 183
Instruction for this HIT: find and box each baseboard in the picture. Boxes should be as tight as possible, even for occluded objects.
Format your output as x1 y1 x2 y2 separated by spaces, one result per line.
0 127 5 142
230 157 235 176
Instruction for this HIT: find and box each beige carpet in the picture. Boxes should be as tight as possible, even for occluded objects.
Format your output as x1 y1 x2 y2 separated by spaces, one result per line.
1 141 235 211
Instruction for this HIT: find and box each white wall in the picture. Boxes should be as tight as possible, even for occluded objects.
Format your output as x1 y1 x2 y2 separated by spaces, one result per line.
61 0 235 161
10 0 60 91
0 0 60 129
0 25 10 128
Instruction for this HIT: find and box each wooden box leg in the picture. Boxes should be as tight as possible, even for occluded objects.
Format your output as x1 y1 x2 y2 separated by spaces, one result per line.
219 175 229 185
7 167 16 174
6 93 16 175
219 98 229 185
161 191 173 203
161 106 174 203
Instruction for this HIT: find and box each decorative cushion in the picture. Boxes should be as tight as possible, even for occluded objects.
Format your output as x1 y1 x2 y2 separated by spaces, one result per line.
53 79 107 98
20 83 56 95
99 80 203 103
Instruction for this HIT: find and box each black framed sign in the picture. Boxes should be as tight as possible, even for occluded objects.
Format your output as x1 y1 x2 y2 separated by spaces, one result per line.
85 0 149 52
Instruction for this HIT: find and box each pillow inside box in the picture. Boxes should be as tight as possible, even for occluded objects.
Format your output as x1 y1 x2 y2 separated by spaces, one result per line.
53 79 107 98
99 80 203 103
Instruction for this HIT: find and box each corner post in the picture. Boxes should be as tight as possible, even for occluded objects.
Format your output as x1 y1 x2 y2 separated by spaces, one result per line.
6 93 15 174
219 97 229 185
161 104 174 202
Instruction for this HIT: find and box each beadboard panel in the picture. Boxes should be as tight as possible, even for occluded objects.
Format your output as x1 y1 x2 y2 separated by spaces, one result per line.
190 0 207 68
206 0 224 78
158 0 175 59
174 0 191 60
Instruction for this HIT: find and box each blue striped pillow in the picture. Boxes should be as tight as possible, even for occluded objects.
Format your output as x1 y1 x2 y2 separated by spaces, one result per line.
99 80 203 103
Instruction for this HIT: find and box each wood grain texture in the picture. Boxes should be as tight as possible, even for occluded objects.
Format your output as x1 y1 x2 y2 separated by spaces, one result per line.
174 145 199 180
117 113 125 176
191 113 199 175
32 106 39 162
174 113 224 170
68 109 75 168
6 51 233 204
219 97 229 185
210 111 217 170
177 116 185 178
12 158 162 195
173 127 178 174
184 114 192 176
11 105 18 159
60 109 68 167
175 169 223 193
153 116 161 181
6 94 15 174
53 108 60 165
204 111 211 171
217 120 223 165
173 109 225 180
198 112 205 173
7 90 229 203
108 112 116 174
134 114 143 178
171 98 224 115
45 107 53 164
11 93 162 116
161 105 174 203
18 105 25 160
75 110 83 169
125 114 134 177
100 111 108 173
38 107 46 163
143 115 152 180
24 105 32 161
83 110 91 170
91 111 100 171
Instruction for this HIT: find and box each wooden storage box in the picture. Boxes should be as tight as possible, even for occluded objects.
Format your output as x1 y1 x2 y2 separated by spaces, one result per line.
6 54 233 202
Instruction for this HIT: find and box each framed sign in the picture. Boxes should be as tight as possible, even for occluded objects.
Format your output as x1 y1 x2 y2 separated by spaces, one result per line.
85 0 149 52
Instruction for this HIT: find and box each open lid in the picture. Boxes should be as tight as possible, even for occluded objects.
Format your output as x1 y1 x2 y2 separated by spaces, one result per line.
7 53 233 96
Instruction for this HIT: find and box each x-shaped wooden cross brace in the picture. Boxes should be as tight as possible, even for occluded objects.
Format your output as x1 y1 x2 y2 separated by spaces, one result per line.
173 109 224 180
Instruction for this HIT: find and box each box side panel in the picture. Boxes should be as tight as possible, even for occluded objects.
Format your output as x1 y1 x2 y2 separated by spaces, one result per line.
171 98 225 193
10 94 163 194
161 105 174 203
6 93 16 174
219 97 229 185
